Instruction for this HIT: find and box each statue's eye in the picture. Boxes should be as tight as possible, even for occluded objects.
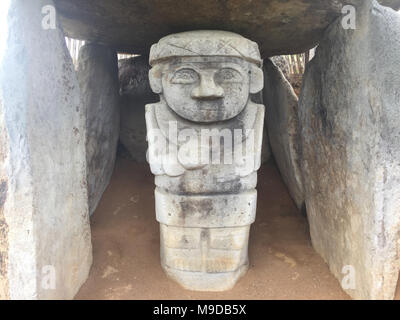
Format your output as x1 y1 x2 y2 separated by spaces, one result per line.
171 69 199 84
215 68 243 83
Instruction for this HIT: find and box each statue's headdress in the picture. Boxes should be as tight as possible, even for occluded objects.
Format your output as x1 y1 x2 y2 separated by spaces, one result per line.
149 30 262 67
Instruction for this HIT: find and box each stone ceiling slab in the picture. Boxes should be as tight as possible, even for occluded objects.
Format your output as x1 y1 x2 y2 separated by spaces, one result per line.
54 0 400 57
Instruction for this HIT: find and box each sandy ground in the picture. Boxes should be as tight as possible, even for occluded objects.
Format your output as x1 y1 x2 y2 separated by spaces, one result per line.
76 157 399 300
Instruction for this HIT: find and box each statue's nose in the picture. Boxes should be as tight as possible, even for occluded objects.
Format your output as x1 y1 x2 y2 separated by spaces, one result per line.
191 74 224 100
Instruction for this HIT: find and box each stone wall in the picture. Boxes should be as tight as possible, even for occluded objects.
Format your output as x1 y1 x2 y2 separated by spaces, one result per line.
263 58 304 209
53 0 400 57
119 56 158 162
77 44 120 215
299 0 400 299
0 0 92 299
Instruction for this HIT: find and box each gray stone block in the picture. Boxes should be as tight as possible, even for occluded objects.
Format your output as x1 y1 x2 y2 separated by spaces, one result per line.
263 58 304 209
77 43 120 215
0 0 92 299
299 0 400 300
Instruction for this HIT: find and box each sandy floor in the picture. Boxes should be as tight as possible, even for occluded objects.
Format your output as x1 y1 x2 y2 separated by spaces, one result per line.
76 157 399 300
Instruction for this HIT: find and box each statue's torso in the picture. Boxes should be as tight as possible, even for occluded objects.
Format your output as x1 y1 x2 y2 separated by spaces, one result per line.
146 100 265 194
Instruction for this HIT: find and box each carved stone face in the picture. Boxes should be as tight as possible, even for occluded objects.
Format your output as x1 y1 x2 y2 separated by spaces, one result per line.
158 57 254 122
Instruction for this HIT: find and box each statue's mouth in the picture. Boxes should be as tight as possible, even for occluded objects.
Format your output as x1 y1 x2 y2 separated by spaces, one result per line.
196 100 224 110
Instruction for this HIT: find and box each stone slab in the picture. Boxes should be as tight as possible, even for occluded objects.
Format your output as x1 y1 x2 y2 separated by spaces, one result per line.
299 0 400 300
77 43 120 215
53 0 400 57
0 0 92 299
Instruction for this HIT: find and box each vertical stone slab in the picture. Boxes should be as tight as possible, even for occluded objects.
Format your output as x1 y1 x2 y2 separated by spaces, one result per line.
119 55 157 163
299 0 400 299
263 58 304 209
77 44 120 215
0 0 92 299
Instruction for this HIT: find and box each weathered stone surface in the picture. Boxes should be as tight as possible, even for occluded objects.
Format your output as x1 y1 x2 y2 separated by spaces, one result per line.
146 31 264 291
261 125 272 165
270 56 291 80
119 56 153 97
299 0 400 300
0 0 92 299
53 0 400 57
270 56 303 97
119 96 147 163
0 99 9 300
263 59 304 209
77 44 120 215
119 56 157 162
288 74 303 97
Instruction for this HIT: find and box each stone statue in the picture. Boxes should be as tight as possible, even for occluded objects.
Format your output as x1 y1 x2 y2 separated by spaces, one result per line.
145 30 264 291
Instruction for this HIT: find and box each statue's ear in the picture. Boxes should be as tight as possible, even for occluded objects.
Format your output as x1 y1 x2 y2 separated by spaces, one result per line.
149 65 163 94
249 65 264 94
